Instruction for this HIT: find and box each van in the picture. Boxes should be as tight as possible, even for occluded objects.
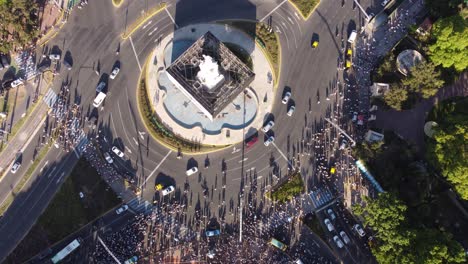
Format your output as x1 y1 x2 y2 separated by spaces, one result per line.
348 30 357 44
93 92 106 107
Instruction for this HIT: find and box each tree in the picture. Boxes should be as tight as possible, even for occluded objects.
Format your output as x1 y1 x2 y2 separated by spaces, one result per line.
384 85 408 110
0 0 39 53
424 0 463 18
429 15 468 72
413 229 466 264
402 61 445 99
353 193 415 264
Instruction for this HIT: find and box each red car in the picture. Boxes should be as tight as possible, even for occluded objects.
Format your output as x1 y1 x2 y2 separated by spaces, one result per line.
245 136 258 149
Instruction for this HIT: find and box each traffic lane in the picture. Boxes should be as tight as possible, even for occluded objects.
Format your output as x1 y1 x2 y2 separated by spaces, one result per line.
0 147 79 262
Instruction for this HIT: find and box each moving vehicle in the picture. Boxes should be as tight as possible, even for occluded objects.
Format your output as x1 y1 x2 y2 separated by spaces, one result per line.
49 53 60 60
312 40 319 48
155 183 163 191
327 209 336 220
333 235 344 248
245 135 258 149
186 166 198 176
261 120 275 133
340 231 351 244
161 185 175 196
93 92 106 108
96 81 106 93
205 229 221 237
264 136 275 146
324 218 334 232
51 239 81 263
110 66 120 79
282 92 291 104
11 78 24 88
103 152 113 164
115 204 128 214
111 146 124 158
11 162 21 174
348 30 357 44
353 224 366 237
270 238 287 251
287 105 295 116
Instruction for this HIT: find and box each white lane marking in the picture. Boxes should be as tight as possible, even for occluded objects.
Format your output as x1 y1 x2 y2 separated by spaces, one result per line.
132 137 139 146
125 146 133 154
287 16 294 24
40 161 49 172
129 36 142 72
271 142 289 163
142 20 152 29
139 150 172 188
56 172 65 184
138 131 146 140
295 12 300 19
259 0 288 22
48 166 57 178
73 148 80 158
275 26 282 33
164 8 179 28
98 236 122 264
238 158 248 163
148 27 158 36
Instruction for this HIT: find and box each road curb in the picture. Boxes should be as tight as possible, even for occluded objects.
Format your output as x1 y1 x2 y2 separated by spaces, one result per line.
112 0 124 8
37 10 66 47
121 3 167 40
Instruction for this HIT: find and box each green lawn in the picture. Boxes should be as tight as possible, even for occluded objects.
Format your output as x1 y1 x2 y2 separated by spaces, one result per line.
268 172 305 203
6 158 120 263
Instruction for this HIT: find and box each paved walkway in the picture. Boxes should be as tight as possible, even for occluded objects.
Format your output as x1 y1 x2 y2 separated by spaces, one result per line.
146 23 275 145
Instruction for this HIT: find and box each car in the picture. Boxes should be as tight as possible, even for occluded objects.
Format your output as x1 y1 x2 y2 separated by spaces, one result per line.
155 183 163 191
245 135 258 149
93 92 106 108
354 224 366 237
340 231 351 244
161 185 175 196
312 40 319 48
103 152 113 164
347 48 352 56
115 204 128 214
110 66 120 79
205 229 221 237
264 136 275 146
63 59 72 70
10 162 21 174
346 60 352 69
327 209 336 220
49 53 60 60
270 238 287 251
282 92 291 104
261 120 275 133
186 166 198 176
352 111 358 122
96 81 106 93
324 218 334 232
339 138 348 150
79 192 85 199
10 78 24 88
111 146 124 158
287 105 295 116
333 235 344 248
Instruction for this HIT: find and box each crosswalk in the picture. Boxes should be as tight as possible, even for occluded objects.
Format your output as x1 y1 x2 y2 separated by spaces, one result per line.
308 187 334 210
43 88 58 108
127 197 153 214
258 211 292 236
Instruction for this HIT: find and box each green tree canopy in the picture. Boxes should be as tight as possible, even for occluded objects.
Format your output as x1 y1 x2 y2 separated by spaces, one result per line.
0 0 39 53
402 61 445 99
424 0 463 18
429 15 468 72
384 85 408 110
413 229 466 264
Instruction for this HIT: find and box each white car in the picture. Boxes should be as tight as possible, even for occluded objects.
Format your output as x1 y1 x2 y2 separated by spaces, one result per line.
96 81 106 92
161 185 175 196
324 218 334 232
103 152 113 164
287 105 295 116
186 167 198 176
261 120 275 133
10 78 24 88
49 54 60 60
282 92 291 104
11 162 21 174
327 209 336 220
340 231 351 244
264 136 275 146
353 224 366 237
112 146 124 158
93 92 106 108
79 192 85 199
115 204 128 214
333 235 344 248
110 66 120 79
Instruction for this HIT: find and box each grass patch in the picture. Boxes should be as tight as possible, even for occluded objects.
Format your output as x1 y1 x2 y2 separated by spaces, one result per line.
6 158 120 263
267 172 304 203
289 0 320 18
138 75 225 153
223 42 253 70
221 21 279 84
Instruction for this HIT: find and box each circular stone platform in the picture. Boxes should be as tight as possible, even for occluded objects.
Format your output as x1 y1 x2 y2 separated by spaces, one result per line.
145 23 275 145
396 49 425 76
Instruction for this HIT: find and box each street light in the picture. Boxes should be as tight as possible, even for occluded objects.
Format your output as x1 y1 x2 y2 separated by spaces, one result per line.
353 0 372 21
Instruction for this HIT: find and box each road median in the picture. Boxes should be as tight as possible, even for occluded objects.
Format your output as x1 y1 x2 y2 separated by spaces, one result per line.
288 0 321 20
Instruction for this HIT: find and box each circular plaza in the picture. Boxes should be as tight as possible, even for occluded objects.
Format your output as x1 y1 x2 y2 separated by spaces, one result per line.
145 23 275 145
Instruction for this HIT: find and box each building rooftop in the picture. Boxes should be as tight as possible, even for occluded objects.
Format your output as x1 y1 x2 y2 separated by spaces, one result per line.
166 31 255 120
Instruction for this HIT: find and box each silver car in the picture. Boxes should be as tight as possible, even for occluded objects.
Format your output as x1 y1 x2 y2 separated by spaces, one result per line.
340 231 351 244
333 235 344 248
324 218 334 232
110 66 120 79
161 185 175 196
287 105 295 116
261 120 275 133
11 162 21 174
49 54 60 60
96 81 106 93
111 146 124 158
103 152 113 164
264 136 275 146
186 167 198 176
115 204 128 214
282 92 291 104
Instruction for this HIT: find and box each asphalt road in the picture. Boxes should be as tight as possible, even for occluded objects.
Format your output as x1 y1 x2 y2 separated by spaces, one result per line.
0 0 384 261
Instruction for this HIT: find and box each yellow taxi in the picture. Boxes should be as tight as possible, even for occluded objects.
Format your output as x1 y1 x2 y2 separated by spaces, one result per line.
155 183 163 191
312 40 319 48
346 60 352 69
347 49 352 56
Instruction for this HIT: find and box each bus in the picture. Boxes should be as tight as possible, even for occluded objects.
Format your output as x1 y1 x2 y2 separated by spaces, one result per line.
51 239 81 263
269 238 287 251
